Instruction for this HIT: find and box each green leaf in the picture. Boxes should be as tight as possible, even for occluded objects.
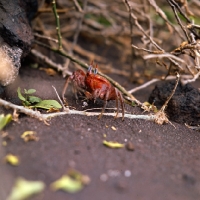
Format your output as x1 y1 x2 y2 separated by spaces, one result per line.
34 100 62 110
0 114 12 130
24 101 31 106
131 101 136 106
25 89 36 95
17 88 26 102
50 175 83 193
28 96 42 104
103 140 124 148
7 177 45 200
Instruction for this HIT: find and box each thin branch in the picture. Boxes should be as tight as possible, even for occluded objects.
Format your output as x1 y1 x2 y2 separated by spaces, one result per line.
34 33 58 43
168 0 191 23
62 0 88 77
123 0 136 81
52 0 62 50
128 76 175 94
187 23 200 30
152 73 180 125
167 0 199 39
129 74 194 94
132 44 163 54
52 85 66 110
72 0 88 48
160 72 180 112
167 0 190 42
30 49 72 76
143 53 187 69
0 98 155 122
123 0 164 52
72 0 83 12
148 0 185 40
181 71 200 84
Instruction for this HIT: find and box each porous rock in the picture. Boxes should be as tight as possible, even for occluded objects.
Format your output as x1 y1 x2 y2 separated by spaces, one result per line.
149 81 200 125
0 0 38 56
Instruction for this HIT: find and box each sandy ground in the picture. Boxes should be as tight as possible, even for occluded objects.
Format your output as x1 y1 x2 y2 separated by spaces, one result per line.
0 63 200 200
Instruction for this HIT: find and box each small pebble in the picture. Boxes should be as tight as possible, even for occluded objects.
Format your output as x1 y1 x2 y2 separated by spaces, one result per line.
108 170 120 177
100 174 108 182
126 142 135 151
111 126 117 131
82 101 88 107
124 170 131 177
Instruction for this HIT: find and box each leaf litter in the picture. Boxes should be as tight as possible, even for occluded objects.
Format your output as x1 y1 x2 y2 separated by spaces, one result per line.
50 169 90 193
5 154 20 166
7 177 45 200
21 131 39 142
103 140 124 148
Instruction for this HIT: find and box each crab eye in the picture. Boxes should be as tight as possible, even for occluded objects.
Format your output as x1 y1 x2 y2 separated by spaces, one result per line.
88 65 92 73
93 68 98 74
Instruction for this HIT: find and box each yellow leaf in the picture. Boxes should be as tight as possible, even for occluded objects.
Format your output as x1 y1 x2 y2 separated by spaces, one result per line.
50 170 90 193
0 114 12 130
7 177 45 200
5 154 19 166
103 140 124 148
21 131 38 142
50 175 83 193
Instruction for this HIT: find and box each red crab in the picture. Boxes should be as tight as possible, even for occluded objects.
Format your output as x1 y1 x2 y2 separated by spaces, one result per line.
62 63 125 120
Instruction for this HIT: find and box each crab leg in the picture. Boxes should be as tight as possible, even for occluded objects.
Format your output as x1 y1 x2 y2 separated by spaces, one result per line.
114 88 119 118
62 77 70 103
98 90 110 119
118 90 125 120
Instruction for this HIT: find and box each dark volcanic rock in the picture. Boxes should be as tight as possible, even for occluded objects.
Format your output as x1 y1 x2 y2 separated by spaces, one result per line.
149 81 200 125
0 0 38 56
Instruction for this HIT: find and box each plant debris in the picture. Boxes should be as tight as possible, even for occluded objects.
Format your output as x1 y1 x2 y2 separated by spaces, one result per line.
7 177 45 200
5 154 19 166
50 169 90 193
142 102 158 113
0 114 12 130
103 140 124 148
51 175 83 193
17 87 62 110
21 131 39 142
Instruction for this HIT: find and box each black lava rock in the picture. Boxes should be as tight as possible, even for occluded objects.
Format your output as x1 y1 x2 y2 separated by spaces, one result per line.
149 81 200 125
0 0 38 57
